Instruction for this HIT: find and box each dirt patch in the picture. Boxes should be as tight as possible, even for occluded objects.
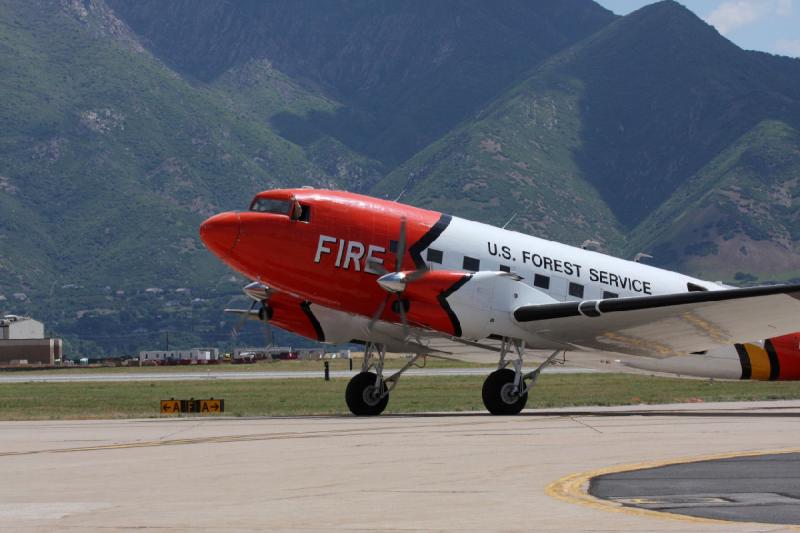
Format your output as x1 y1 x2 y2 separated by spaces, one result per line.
0 176 17 195
479 138 502 154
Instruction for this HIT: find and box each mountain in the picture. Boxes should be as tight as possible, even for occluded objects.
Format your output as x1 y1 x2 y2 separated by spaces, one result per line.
106 0 616 166
372 1 800 273
627 119 800 281
0 0 362 354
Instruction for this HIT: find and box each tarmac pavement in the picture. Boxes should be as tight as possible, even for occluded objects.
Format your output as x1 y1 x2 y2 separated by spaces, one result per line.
2 400 800 531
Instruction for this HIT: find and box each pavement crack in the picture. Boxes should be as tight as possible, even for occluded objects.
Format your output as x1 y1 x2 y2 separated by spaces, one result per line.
157 421 202 441
569 416 603 433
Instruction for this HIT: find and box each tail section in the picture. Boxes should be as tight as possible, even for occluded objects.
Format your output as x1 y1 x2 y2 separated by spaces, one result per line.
736 333 800 380
617 332 800 380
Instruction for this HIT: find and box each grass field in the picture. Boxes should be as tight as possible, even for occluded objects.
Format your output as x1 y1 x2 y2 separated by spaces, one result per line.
1 373 799 420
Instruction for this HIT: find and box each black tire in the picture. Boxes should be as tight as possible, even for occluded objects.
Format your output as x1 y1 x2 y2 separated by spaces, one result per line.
346 372 389 416
482 368 528 415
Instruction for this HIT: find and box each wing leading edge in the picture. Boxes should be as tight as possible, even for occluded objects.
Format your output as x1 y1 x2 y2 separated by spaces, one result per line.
513 284 800 358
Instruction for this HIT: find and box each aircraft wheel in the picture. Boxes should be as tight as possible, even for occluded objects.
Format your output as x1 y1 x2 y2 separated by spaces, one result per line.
482 368 527 415
346 371 389 416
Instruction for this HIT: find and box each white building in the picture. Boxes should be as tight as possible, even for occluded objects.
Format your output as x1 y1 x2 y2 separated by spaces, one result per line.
1 315 45 340
139 347 221 365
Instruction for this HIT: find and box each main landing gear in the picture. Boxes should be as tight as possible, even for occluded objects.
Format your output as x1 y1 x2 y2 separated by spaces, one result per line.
345 339 562 416
482 338 562 415
346 342 422 416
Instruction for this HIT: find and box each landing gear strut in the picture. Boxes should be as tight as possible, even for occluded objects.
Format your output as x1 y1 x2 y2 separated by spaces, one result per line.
482 338 562 415
346 343 422 416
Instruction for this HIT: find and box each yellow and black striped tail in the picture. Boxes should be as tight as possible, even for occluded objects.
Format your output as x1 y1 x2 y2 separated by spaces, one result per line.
736 333 800 380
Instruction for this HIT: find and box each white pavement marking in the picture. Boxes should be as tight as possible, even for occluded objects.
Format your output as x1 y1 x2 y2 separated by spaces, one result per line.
0 366 601 383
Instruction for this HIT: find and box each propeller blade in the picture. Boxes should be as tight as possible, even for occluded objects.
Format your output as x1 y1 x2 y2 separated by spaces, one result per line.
366 259 389 276
368 293 391 332
404 267 429 282
397 299 409 340
262 320 274 349
395 217 407 272
231 299 258 336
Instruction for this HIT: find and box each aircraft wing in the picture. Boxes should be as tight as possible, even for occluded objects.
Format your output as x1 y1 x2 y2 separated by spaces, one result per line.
513 284 800 358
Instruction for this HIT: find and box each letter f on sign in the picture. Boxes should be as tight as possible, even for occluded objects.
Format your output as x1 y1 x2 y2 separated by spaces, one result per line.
315 235 337 263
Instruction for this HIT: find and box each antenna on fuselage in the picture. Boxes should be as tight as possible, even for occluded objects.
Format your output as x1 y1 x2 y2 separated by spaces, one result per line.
581 240 601 250
633 252 653 263
501 213 518 229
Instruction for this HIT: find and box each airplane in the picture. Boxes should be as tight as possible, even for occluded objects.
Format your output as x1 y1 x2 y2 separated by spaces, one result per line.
199 188 800 416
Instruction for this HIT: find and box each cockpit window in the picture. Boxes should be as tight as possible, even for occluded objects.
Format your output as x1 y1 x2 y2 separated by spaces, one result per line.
250 198 290 215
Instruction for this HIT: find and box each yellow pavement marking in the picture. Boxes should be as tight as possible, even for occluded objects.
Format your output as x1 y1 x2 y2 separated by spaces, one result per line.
546 447 800 529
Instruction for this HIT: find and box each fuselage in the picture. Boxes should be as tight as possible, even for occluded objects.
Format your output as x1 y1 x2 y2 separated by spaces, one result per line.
202 188 718 310
200 188 800 380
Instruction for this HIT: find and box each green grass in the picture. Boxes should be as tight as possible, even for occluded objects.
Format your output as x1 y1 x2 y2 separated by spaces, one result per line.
1 373 799 420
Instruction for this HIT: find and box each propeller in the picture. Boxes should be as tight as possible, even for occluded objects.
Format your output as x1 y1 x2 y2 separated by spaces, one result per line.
365 217 428 341
229 281 274 349
230 299 258 339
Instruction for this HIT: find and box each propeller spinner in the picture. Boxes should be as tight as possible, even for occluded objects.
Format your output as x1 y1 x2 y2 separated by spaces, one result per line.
365 217 428 340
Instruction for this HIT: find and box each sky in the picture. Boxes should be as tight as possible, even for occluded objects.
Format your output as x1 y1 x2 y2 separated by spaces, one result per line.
596 0 800 58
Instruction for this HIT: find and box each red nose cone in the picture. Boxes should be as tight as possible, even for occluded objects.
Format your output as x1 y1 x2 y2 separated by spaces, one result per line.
200 212 241 257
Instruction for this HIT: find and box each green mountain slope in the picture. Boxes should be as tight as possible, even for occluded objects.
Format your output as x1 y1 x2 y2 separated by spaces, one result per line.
107 0 617 166
562 2 800 226
0 0 353 353
627 120 800 281
372 0 800 258
210 59 385 191
371 73 625 250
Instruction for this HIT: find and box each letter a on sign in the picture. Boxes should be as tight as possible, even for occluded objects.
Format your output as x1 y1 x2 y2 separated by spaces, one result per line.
199 399 223 414
160 400 180 414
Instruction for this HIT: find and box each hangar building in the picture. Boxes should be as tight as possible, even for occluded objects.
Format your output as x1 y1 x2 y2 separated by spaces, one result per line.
0 315 62 365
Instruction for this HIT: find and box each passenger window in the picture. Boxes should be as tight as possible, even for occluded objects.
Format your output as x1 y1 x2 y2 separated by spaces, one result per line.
463 256 480 272
427 248 443 264
250 198 291 215
499 264 510 272
298 205 311 222
533 274 550 289
602 291 619 299
569 282 584 298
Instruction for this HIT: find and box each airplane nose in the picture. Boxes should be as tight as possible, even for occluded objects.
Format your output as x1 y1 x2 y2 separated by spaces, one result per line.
199 212 241 257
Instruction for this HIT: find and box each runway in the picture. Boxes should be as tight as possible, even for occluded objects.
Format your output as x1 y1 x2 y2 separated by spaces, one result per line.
2 400 800 531
0 366 600 383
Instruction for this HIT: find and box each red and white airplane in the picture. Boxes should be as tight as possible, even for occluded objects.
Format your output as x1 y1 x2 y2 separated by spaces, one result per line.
200 188 800 415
